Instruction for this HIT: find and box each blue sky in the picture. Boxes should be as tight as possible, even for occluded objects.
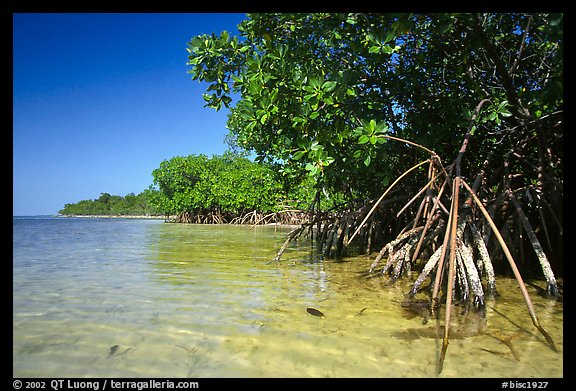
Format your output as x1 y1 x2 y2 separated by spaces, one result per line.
13 13 248 216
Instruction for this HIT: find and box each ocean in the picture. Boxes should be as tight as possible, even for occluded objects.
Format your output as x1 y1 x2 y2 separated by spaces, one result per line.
13 216 563 378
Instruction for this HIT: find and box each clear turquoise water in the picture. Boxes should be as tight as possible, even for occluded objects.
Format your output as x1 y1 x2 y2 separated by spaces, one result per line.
13 217 563 378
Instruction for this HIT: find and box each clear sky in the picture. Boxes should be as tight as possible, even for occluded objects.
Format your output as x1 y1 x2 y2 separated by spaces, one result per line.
13 13 248 216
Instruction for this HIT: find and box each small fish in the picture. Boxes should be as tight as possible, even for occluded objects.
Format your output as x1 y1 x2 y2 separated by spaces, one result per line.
109 345 120 356
306 307 325 317
108 345 132 358
356 307 368 316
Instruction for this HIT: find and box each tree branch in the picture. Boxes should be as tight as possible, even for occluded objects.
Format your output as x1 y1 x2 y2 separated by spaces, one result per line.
471 13 531 120
508 15 532 75
454 98 491 178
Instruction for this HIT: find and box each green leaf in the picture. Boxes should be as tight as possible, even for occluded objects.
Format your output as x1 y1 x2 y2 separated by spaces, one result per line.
364 155 371 166
305 163 318 175
304 93 317 102
324 156 335 166
381 175 390 187
358 135 370 144
369 45 381 54
221 30 229 42
346 14 357 25
322 81 337 92
497 100 509 111
292 151 306 160
382 45 394 55
368 119 377 132
375 121 388 133
323 95 334 105
308 77 321 89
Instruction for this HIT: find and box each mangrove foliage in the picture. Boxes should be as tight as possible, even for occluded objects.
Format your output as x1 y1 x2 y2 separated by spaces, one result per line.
59 191 160 217
147 152 340 224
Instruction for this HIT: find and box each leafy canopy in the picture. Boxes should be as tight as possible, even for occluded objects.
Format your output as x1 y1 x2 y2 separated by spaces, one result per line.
148 152 330 216
187 13 562 202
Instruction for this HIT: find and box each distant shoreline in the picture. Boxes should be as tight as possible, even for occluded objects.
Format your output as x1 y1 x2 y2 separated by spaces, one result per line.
55 214 172 220
52 215 302 228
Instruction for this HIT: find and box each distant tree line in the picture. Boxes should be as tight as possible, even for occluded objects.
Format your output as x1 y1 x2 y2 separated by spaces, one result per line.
59 191 160 216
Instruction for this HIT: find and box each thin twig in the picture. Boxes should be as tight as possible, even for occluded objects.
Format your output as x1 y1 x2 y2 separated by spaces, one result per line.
396 164 447 218
348 159 430 245
382 134 439 158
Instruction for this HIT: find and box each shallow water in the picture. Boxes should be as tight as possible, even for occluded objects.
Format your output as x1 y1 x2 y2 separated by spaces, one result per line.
13 217 563 378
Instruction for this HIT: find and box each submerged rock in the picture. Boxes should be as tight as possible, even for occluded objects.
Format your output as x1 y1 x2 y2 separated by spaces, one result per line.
400 299 432 324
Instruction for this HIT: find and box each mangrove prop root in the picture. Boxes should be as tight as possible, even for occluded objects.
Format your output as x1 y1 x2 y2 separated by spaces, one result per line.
469 222 497 295
458 241 485 306
431 198 454 309
176 209 310 226
508 191 559 297
438 176 461 375
461 179 557 353
272 225 307 262
370 226 424 272
455 250 469 302
410 245 443 296
390 236 419 281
